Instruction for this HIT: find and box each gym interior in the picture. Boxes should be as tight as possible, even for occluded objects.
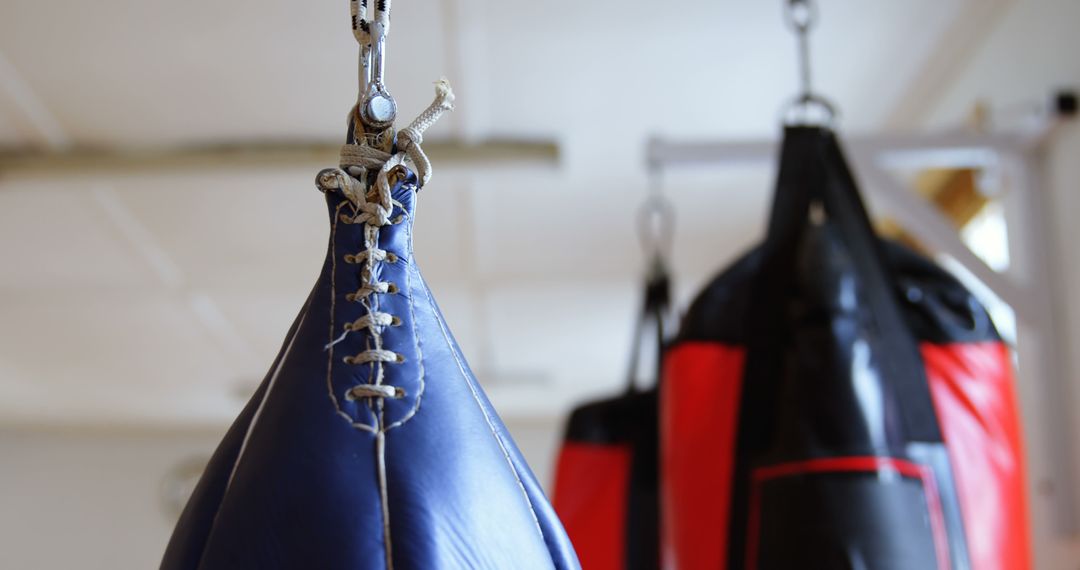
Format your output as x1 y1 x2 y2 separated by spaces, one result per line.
1 1 1078 568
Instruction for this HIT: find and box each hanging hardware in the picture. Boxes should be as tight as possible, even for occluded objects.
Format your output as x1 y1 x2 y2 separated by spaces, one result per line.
624 160 675 394
638 162 676 280
350 0 398 131
782 0 838 126
360 20 397 129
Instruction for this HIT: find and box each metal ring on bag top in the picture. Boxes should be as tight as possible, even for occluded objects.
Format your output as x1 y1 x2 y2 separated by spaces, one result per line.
781 92 839 127
784 0 817 33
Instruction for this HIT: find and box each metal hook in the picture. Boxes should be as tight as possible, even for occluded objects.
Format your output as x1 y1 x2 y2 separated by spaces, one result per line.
359 20 397 129
781 0 838 126
638 167 675 275
358 42 371 96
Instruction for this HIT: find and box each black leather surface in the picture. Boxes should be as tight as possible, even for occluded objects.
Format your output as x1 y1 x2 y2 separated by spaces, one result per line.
672 127 980 569
678 238 1000 347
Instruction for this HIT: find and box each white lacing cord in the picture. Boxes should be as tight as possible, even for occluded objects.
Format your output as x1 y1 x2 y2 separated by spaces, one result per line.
317 167 401 394
325 6 446 568
317 81 455 399
341 79 455 188
396 80 455 187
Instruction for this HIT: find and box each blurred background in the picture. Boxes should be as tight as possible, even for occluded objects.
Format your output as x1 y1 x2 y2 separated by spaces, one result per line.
1 0 1079 568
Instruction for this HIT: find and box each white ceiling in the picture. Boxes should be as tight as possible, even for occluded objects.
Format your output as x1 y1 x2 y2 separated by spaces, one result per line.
0 0 1001 427
0 0 977 148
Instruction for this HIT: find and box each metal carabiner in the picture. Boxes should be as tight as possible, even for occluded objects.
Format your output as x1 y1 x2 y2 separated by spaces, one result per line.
359 21 398 129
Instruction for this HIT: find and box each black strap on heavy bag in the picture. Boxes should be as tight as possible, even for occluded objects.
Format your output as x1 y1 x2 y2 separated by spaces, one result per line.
760 128 927 431
662 126 980 569
739 125 966 568
553 263 670 570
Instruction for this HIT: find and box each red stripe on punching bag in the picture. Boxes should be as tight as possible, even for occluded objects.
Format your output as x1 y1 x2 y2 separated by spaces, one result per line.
923 341 1032 570
552 442 632 570
660 342 746 570
745 457 951 570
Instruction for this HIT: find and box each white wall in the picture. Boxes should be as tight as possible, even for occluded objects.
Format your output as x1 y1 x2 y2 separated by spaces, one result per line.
921 0 1080 567
0 429 217 570
1030 123 1080 568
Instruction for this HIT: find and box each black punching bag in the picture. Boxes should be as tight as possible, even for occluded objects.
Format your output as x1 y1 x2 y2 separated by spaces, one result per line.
552 266 670 570
660 127 1030 570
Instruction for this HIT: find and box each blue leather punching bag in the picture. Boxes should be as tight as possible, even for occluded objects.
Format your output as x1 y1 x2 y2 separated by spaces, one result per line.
160 4 579 568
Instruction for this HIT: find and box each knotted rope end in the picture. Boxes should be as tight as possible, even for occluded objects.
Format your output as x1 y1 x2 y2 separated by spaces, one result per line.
433 78 456 111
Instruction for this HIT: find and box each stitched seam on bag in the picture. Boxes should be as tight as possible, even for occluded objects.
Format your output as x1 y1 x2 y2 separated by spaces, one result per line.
327 199 379 432
224 310 308 491
386 211 425 431
418 268 547 542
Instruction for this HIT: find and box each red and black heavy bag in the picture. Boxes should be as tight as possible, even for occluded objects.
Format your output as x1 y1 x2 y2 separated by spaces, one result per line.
660 126 1030 570
552 268 671 570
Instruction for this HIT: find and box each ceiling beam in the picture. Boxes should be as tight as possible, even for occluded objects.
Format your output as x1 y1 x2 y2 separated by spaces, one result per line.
0 139 559 178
